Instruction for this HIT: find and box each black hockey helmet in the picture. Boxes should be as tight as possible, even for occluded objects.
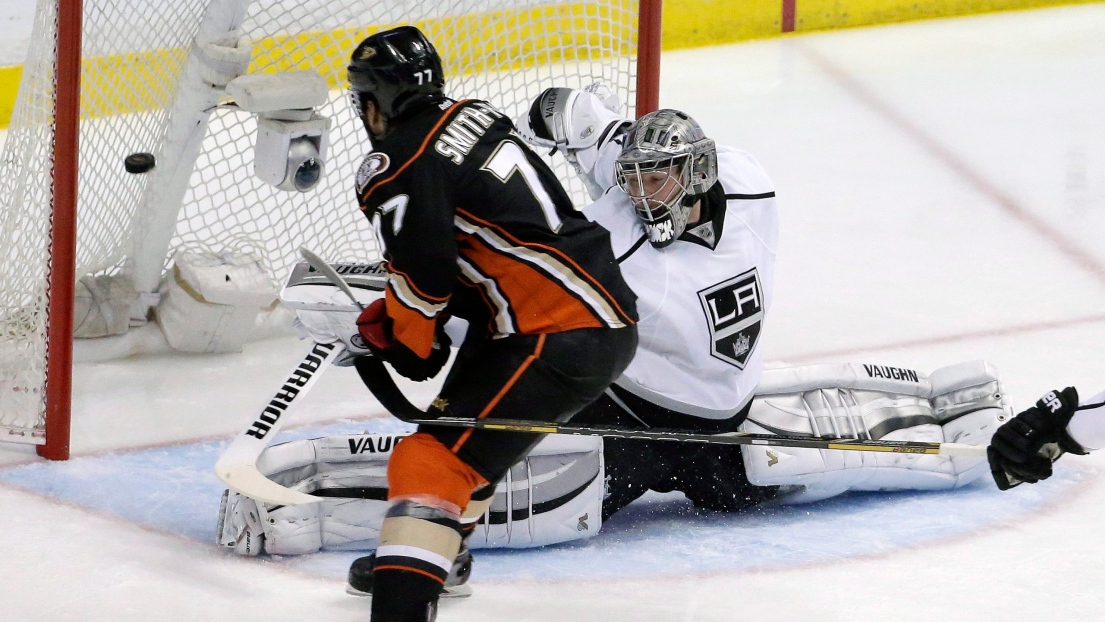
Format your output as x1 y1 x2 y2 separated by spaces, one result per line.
347 26 446 119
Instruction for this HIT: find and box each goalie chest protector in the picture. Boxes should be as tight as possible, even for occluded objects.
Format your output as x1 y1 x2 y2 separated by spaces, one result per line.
583 146 778 419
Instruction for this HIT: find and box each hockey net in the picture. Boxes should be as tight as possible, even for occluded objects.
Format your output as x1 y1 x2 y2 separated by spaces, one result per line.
0 0 660 458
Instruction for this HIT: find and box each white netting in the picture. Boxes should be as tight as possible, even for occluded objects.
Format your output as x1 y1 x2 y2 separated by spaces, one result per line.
0 0 642 442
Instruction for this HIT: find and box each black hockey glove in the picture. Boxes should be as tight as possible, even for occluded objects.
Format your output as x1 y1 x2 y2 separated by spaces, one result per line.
355 299 452 382
988 387 1087 490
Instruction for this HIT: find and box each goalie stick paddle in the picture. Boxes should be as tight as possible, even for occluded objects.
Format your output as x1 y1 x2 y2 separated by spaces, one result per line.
213 341 345 505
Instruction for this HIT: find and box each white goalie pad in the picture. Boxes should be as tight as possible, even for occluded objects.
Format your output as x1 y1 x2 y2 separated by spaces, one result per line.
217 433 604 555
741 361 1011 504
280 261 388 313
157 251 278 353
469 434 604 549
279 261 386 353
217 433 404 556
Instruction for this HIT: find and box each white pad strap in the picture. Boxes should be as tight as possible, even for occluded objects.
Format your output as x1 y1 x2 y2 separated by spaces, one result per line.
742 361 1010 504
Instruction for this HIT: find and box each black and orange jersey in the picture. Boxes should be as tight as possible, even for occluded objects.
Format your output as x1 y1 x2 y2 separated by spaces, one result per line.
355 98 637 358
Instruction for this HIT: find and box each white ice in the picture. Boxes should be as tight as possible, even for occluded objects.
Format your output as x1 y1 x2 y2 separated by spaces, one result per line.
3 4 1105 621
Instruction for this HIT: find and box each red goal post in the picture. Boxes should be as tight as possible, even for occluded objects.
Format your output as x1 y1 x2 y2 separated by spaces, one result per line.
2 0 664 461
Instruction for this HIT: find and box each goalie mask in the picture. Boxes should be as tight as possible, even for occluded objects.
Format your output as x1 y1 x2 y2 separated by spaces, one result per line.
615 110 718 248
347 26 446 122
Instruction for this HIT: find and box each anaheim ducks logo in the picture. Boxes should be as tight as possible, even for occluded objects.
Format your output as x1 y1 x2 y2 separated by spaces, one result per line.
356 152 391 193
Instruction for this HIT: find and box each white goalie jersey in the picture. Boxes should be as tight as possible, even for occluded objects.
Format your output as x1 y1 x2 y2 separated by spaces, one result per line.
583 144 778 419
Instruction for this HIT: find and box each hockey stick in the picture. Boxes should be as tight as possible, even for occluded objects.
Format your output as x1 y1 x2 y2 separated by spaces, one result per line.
403 416 988 457
298 249 989 459
298 247 366 312
348 345 987 457
213 340 344 505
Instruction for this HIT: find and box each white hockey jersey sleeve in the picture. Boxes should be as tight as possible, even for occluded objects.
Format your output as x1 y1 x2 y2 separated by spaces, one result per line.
1068 389 1105 450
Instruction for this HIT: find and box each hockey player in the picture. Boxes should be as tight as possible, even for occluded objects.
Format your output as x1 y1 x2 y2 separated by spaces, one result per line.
514 94 783 516
512 88 1002 512
217 86 1005 598
342 27 638 621
988 387 1105 490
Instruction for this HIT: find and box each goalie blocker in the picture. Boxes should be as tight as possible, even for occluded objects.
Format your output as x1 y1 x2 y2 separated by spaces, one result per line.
217 359 1006 555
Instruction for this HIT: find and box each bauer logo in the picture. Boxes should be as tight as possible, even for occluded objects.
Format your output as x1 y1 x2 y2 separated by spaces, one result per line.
1043 391 1063 412
356 152 390 193
698 268 763 369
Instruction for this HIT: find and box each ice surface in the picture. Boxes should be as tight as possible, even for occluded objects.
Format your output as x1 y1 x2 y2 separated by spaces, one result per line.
3 4 1105 621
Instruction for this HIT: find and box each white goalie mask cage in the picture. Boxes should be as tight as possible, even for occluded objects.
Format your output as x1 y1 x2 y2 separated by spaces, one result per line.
614 110 718 247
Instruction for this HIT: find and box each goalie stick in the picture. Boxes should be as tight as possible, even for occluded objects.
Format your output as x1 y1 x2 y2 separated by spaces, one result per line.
298 247 367 312
213 249 383 507
213 340 344 505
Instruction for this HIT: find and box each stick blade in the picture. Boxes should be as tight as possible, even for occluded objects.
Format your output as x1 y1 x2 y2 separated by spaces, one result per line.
215 463 321 506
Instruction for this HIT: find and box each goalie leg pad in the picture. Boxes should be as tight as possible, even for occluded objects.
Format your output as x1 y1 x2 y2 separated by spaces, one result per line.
217 433 404 555
469 434 605 549
217 433 604 555
742 361 1010 504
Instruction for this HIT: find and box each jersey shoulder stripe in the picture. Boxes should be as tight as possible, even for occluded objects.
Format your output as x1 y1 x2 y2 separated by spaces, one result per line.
359 100 470 206
725 191 776 200
456 256 519 335
455 208 634 326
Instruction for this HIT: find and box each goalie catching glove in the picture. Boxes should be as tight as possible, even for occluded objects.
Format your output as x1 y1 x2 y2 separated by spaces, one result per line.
516 83 630 199
355 298 451 382
988 387 1087 490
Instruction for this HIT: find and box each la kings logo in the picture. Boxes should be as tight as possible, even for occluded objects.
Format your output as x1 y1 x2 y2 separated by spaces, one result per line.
697 268 764 369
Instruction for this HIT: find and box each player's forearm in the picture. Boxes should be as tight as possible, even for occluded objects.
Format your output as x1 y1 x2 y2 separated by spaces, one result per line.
1067 389 1105 451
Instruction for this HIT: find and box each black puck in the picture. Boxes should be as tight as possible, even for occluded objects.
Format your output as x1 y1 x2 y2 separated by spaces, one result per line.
124 152 156 174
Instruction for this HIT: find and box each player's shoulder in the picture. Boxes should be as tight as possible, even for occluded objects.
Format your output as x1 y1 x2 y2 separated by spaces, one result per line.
583 187 633 227
582 188 643 256
430 99 515 166
715 145 774 197
715 145 778 253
